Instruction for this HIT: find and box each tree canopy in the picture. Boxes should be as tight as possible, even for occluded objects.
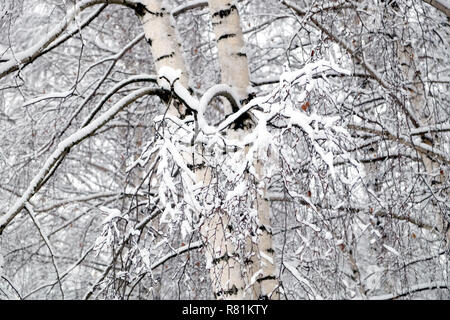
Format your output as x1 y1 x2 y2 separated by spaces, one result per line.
0 0 449 300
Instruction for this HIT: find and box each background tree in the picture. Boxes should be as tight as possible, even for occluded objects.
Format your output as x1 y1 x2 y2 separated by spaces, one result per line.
0 0 449 300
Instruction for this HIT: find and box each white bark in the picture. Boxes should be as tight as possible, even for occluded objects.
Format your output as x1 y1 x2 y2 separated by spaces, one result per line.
198 173 251 299
253 161 279 299
197 153 279 300
138 0 190 117
202 0 255 299
198 0 279 300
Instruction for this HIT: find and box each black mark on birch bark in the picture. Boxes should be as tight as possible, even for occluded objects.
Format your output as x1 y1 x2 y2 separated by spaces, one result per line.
212 5 237 19
218 33 236 41
256 275 277 283
215 285 239 298
134 3 164 17
155 52 175 62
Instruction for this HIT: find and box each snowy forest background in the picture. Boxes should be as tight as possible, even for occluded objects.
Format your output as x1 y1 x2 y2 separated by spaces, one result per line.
0 0 449 300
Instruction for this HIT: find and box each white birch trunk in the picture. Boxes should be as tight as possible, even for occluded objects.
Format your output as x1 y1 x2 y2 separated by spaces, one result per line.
136 0 279 299
137 0 192 299
254 160 279 299
198 168 251 299
208 0 250 103
200 0 279 299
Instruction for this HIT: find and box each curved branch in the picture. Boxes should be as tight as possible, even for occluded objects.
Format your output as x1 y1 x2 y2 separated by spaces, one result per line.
196 84 242 134
80 74 157 128
199 84 241 114
151 241 203 270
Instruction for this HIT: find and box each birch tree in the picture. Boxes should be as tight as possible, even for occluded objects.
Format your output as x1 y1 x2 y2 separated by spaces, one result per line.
193 0 279 299
0 0 449 300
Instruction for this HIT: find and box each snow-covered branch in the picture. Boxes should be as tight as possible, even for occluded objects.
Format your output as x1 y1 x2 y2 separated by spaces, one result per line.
0 87 162 235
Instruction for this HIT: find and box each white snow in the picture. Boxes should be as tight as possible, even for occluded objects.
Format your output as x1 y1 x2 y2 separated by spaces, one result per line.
158 66 181 89
248 269 264 287
383 244 400 256
284 261 322 299
99 206 122 224
225 180 247 201
259 250 274 265
181 220 193 239
0 87 153 229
